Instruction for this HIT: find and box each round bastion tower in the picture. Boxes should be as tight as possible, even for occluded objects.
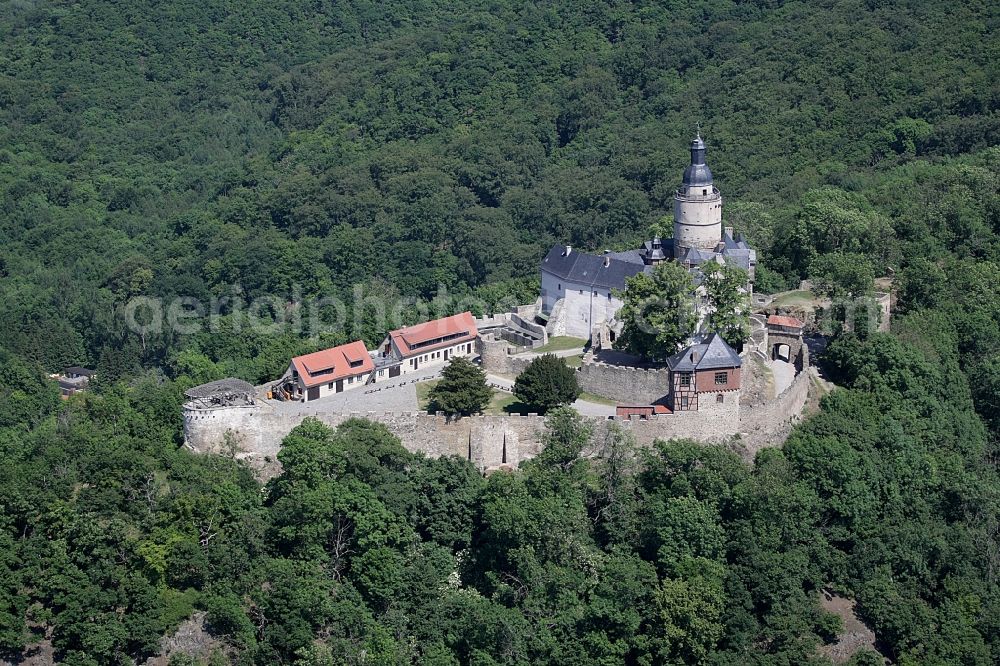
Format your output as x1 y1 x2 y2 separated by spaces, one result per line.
673 134 723 252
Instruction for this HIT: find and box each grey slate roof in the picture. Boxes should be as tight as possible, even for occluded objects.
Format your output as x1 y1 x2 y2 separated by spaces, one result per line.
541 246 649 291
666 333 742 371
683 136 714 186
671 232 756 272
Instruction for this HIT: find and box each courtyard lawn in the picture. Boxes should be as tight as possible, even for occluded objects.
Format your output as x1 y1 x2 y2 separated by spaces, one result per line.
533 336 588 353
578 391 619 407
563 354 584 369
770 290 817 308
415 379 439 411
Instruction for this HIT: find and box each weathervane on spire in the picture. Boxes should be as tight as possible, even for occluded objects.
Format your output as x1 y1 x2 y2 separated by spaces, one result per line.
696 121 701 140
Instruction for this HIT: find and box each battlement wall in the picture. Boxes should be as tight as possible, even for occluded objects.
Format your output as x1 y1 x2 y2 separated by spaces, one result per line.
575 358 671 405
185 396 748 475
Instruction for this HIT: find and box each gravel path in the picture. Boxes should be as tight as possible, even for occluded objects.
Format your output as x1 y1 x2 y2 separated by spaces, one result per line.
770 359 796 395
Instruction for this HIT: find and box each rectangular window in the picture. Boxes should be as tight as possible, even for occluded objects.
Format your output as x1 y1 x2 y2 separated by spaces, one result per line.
680 397 689 409
679 373 692 387
328 382 333 390
715 371 728 385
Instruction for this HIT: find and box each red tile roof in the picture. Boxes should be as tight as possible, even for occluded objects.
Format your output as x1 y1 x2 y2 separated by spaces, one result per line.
390 312 478 358
767 314 805 329
291 340 374 388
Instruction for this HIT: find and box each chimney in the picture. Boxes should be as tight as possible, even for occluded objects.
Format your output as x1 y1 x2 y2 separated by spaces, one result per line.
564 245 572 256
603 255 611 268
725 226 734 239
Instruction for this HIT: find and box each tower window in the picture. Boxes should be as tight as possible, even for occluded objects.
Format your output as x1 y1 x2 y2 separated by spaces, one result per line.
702 189 707 195
716 394 724 403
714 371 728 385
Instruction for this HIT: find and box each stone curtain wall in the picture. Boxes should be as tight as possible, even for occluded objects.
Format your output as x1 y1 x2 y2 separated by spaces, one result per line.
185 347 813 473
185 399 744 473
739 366 812 456
575 359 671 405
184 406 549 472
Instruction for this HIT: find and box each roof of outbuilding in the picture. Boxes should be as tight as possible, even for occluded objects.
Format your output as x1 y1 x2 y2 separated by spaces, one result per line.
767 315 805 329
666 333 742 372
291 340 375 388
389 312 478 358
541 245 649 291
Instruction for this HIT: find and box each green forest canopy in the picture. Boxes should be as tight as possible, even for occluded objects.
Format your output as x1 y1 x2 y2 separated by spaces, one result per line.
0 0 998 664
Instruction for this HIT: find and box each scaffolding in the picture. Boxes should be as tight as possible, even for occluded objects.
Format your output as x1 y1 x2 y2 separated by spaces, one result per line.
184 378 256 408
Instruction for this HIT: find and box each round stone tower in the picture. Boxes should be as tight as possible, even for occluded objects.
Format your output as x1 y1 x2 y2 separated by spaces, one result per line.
673 134 723 252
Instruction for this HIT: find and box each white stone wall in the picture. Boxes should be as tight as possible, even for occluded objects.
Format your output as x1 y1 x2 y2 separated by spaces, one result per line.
541 269 565 314
559 286 624 340
674 191 723 251
394 340 476 376
290 362 369 401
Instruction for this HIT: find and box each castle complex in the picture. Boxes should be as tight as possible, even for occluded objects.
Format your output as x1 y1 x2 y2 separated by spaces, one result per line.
183 135 817 476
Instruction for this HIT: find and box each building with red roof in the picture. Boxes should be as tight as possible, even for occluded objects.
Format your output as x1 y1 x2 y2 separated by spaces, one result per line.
766 314 805 333
374 312 479 380
285 340 374 401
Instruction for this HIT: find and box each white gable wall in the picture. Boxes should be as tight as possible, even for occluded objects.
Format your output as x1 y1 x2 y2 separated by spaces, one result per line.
557 282 625 340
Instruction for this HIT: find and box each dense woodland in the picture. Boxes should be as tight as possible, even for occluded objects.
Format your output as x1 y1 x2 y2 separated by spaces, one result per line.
0 0 998 664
